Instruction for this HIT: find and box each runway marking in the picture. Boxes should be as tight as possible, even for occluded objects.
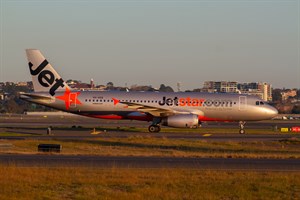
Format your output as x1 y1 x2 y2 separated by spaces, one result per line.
91 128 101 135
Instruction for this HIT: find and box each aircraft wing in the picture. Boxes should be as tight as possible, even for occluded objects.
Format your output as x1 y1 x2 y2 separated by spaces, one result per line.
119 101 185 117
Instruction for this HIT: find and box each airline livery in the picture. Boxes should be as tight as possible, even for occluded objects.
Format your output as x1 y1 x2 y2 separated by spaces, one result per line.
20 49 278 134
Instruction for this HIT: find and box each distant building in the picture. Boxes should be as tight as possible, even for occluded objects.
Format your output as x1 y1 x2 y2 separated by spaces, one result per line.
66 80 80 88
90 78 95 89
203 81 238 93
96 85 107 90
238 82 272 101
203 81 273 101
66 79 106 91
5 82 14 86
0 91 8 101
73 83 91 90
16 82 28 87
281 89 297 101
260 82 272 101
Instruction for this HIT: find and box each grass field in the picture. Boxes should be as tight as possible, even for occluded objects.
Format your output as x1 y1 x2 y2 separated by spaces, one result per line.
1 136 300 159
1 126 299 199
0 166 299 200
0 132 34 136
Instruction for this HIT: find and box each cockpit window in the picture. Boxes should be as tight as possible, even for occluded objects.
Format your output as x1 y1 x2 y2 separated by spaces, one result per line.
256 101 265 106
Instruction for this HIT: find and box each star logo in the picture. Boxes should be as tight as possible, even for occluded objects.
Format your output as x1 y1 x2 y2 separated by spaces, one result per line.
55 88 82 110
112 98 120 105
112 98 128 108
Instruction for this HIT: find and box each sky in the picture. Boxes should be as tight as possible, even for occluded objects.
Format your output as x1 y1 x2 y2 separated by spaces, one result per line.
0 0 299 91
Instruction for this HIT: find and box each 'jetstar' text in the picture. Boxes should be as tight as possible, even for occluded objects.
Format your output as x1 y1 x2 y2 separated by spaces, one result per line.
158 96 233 107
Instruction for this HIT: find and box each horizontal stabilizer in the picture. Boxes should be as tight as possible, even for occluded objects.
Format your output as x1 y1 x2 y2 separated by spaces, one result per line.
20 92 54 101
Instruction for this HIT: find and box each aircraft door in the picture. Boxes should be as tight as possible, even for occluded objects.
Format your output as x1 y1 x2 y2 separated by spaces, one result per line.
69 93 77 108
239 96 247 111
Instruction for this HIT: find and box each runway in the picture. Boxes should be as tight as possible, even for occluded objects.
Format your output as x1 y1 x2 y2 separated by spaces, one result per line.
1 114 299 142
1 114 300 171
1 154 300 171
1 113 299 129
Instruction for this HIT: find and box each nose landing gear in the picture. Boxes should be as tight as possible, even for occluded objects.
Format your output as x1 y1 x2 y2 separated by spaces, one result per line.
239 121 246 134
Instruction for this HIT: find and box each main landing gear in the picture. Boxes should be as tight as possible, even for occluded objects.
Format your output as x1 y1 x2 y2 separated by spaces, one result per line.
239 121 246 134
148 125 161 133
148 118 162 133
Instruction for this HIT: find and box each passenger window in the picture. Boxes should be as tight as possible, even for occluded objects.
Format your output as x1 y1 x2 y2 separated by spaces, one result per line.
260 101 264 105
256 101 259 105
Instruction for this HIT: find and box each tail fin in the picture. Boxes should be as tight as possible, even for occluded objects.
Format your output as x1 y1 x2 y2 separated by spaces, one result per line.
26 49 70 96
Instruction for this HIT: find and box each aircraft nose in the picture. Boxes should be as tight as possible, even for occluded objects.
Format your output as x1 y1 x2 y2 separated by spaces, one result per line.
266 106 278 118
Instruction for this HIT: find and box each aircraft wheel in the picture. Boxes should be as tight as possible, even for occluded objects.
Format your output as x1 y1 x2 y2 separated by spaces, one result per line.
156 126 161 132
239 121 246 134
148 125 160 133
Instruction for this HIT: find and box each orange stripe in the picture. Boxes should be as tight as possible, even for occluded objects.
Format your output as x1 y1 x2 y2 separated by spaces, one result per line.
198 116 233 122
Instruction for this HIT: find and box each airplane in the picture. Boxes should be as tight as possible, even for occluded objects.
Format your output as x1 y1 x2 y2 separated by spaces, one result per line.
20 49 278 134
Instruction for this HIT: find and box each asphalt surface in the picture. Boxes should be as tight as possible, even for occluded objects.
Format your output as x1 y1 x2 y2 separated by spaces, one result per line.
1 114 299 171
1 114 299 142
1 114 299 129
1 154 300 171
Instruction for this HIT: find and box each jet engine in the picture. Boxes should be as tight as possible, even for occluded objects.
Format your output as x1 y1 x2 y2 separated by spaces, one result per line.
162 114 200 128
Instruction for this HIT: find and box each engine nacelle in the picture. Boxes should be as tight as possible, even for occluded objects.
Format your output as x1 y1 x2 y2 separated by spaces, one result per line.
162 114 199 128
